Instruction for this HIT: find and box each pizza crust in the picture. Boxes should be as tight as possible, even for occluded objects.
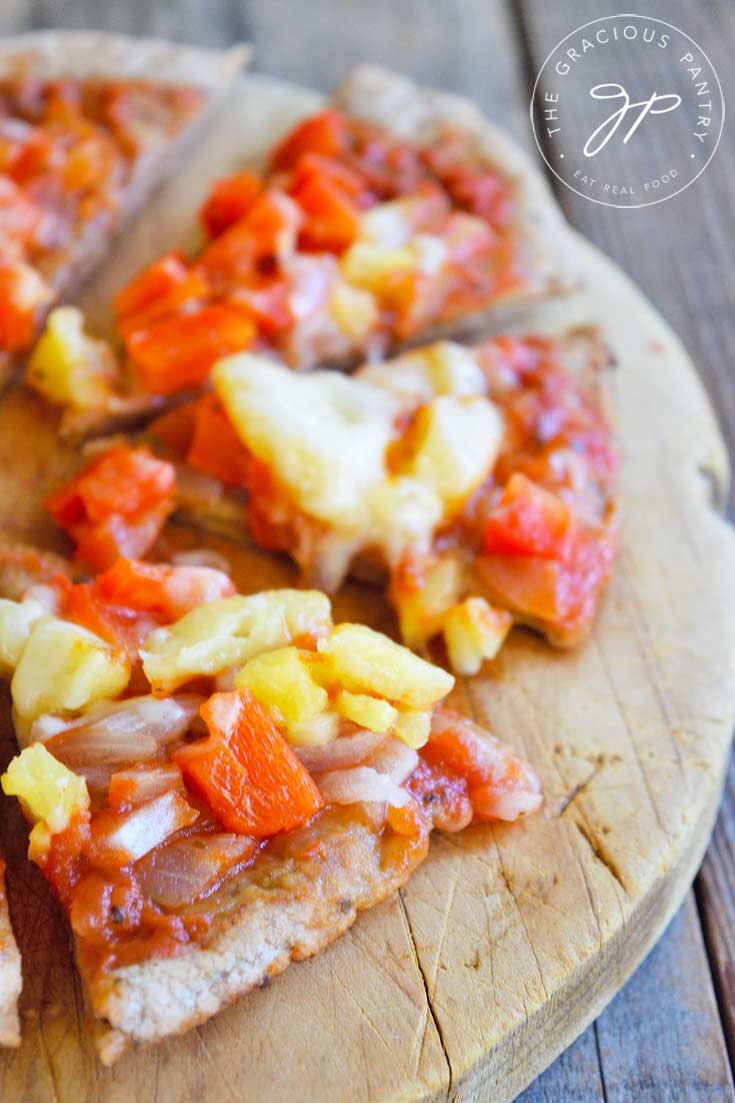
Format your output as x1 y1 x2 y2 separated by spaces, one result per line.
90 815 428 1063
332 64 578 338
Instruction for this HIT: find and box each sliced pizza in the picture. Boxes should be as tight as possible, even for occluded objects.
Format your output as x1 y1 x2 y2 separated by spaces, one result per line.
0 551 540 1061
44 327 618 672
0 863 21 1047
0 31 248 384
25 65 574 436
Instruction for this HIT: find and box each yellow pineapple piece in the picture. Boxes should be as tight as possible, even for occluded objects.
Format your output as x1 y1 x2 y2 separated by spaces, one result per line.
2 743 89 839
403 395 502 512
341 242 414 291
335 690 397 734
286 710 340 747
443 597 513 676
394 554 465 650
392 709 432 750
142 590 332 694
358 199 413 247
0 598 48 675
317 624 454 710
26 307 118 410
425 342 487 396
11 620 130 723
329 280 378 343
235 647 328 725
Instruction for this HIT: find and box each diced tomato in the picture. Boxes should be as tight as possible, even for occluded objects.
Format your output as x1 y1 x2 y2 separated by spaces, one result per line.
405 759 473 833
36 812 91 907
0 260 53 353
115 252 189 320
45 446 176 570
116 265 210 339
293 171 361 253
270 110 351 172
200 169 264 237
126 305 255 395
477 526 617 646
422 709 542 822
227 278 293 336
245 458 292 553
64 557 235 649
149 400 198 456
483 474 576 560
200 189 302 282
94 557 235 620
70 871 143 944
186 395 251 487
175 690 324 837
0 173 41 248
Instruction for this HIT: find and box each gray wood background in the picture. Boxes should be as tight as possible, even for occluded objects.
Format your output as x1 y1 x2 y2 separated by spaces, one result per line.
1 1 734 1098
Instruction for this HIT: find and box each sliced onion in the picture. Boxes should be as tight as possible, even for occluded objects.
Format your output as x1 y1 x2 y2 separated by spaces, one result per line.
136 833 256 908
38 694 205 769
108 764 184 809
365 737 419 785
316 766 409 809
295 729 386 773
171 548 232 574
91 791 199 863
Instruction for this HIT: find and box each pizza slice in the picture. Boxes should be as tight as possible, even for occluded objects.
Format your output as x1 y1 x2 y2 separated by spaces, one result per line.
0 31 248 385
0 863 21 1047
25 65 574 436
0 551 541 1061
44 327 618 673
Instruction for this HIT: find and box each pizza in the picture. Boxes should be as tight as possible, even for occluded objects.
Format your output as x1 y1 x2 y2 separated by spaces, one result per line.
25 65 574 438
0 32 248 386
42 328 618 674
0 57 618 1065
0 549 540 1061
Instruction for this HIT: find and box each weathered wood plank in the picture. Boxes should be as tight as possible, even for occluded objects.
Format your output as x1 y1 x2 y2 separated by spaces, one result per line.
698 757 735 1064
516 1026 605 1102
594 892 734 1100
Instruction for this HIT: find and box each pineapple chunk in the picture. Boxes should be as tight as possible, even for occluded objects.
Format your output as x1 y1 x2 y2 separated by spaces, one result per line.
142 590 332 694
329 279 378 343
286 710 339 747
317 624 454 709
367 476 443 567
214 355 398 529
403 395 502 511
26 307 118 409
443 597 513 676
0 598 48 675
393 709 432 750
425 342 487 396
235 647 328 725
2 743 89 835
11 620 130 722
394 554 465 650
335 690 397 734
341 242 414 291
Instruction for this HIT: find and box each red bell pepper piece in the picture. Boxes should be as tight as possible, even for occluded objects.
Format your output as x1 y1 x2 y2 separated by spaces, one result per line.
175 690 324 837
200 169 264 237
270 110 351 172
186 395 252 487
483 473 576 561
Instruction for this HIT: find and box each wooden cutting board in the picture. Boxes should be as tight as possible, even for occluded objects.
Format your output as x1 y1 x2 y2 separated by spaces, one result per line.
0 74 733 1103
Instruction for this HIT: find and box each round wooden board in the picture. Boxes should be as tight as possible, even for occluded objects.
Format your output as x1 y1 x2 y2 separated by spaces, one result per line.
0 74 733 1103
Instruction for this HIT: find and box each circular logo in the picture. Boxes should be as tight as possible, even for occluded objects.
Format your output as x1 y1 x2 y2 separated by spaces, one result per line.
530 14 724 208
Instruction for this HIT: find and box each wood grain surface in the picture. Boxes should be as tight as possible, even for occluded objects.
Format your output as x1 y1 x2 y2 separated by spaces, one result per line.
0 3 733 1099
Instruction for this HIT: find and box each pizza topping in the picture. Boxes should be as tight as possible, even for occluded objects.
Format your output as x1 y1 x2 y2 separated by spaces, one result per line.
0 567 541 979
26 306 118 410
45 446 176 570
175 690 325 836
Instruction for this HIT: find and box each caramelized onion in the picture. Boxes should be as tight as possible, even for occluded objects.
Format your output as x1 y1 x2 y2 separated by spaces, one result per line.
38 694 205 770
91 791 199 862
108 764 184 809
295 729 386 773
136 833 257 908
365 737 419 785
316 766 409 809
